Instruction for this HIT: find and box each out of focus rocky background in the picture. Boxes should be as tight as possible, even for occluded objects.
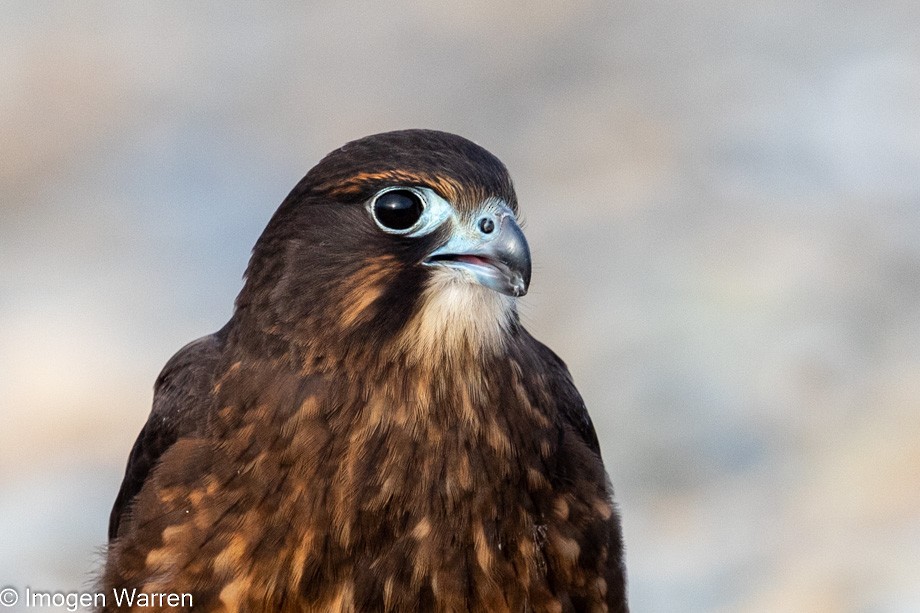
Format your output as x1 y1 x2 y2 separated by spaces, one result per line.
1 2 918 611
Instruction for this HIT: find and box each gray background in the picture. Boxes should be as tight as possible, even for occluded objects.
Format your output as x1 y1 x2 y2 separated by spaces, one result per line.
2 2 919 611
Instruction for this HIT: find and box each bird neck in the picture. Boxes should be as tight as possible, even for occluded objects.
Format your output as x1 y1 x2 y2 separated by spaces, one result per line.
391 275 518 366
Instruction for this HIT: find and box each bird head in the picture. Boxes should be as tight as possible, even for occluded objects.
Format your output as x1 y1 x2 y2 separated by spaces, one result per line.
234 129 531 363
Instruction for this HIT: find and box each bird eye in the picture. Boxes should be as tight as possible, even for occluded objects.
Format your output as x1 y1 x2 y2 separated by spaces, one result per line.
371 189 425 232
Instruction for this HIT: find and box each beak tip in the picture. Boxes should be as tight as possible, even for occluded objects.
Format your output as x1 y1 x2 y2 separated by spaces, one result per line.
512 274 529 297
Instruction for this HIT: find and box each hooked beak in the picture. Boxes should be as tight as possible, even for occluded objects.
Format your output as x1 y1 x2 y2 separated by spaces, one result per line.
424 206 532 297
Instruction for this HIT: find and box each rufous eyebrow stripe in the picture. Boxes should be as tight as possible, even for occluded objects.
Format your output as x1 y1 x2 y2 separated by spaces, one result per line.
318 169 467 203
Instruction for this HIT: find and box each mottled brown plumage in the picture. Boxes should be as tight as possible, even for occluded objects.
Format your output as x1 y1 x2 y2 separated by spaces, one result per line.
102 130 628 612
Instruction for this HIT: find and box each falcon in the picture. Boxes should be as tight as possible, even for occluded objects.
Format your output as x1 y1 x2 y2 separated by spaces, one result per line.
102 129 628 612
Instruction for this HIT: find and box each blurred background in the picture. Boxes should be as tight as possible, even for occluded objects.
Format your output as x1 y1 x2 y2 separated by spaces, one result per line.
1 2 918 611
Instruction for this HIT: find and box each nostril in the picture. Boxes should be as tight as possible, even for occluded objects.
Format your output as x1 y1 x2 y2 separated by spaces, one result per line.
478 217 495 234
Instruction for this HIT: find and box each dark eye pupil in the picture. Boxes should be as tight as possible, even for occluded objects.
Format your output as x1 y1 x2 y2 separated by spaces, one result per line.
373 190 424 231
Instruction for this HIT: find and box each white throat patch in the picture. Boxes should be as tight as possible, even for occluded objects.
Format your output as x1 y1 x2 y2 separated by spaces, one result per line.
399 267 515 361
